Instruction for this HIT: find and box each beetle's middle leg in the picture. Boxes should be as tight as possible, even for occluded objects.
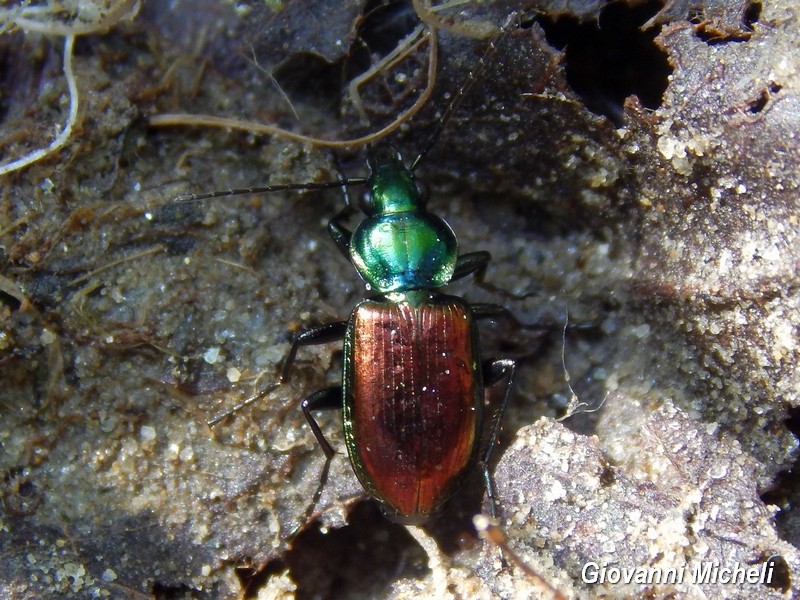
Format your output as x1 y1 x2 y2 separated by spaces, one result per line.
207 321 347 427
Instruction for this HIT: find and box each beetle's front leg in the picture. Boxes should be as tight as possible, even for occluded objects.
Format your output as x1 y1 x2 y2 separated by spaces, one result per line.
453 251 536 300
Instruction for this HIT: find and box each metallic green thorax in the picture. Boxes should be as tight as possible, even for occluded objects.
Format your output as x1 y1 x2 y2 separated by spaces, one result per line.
350 158 457 294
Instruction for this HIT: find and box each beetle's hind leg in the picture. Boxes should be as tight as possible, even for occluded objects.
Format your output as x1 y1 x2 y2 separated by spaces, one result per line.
478 357 517 519
291 386 342 538
301 386 341 459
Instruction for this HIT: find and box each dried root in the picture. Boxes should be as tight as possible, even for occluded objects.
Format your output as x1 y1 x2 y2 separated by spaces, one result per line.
0 0 139 176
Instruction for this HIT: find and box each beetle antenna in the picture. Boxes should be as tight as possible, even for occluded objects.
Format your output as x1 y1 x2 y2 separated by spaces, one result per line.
174 178 369 204
410 12 518 172
331 154 361 215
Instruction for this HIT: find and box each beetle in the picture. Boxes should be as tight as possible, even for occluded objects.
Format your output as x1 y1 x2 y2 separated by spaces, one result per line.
188 12 525 526
195 151 521 524
270 153 519 523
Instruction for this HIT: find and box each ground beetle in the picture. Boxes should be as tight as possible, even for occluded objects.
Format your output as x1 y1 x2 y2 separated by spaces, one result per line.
189 14 522 526
197 150 521 524
283 154 517 523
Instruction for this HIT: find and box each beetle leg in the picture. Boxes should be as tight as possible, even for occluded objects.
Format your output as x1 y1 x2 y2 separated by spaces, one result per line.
301 386 342 459
207 321 347 427
478 357 517 518
324 157 361 260
278 321 348 384
452 250 491 281
453 251 536 300
471 302 545 332
473 302 602 334
292 386 342 539
327 207 355 260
